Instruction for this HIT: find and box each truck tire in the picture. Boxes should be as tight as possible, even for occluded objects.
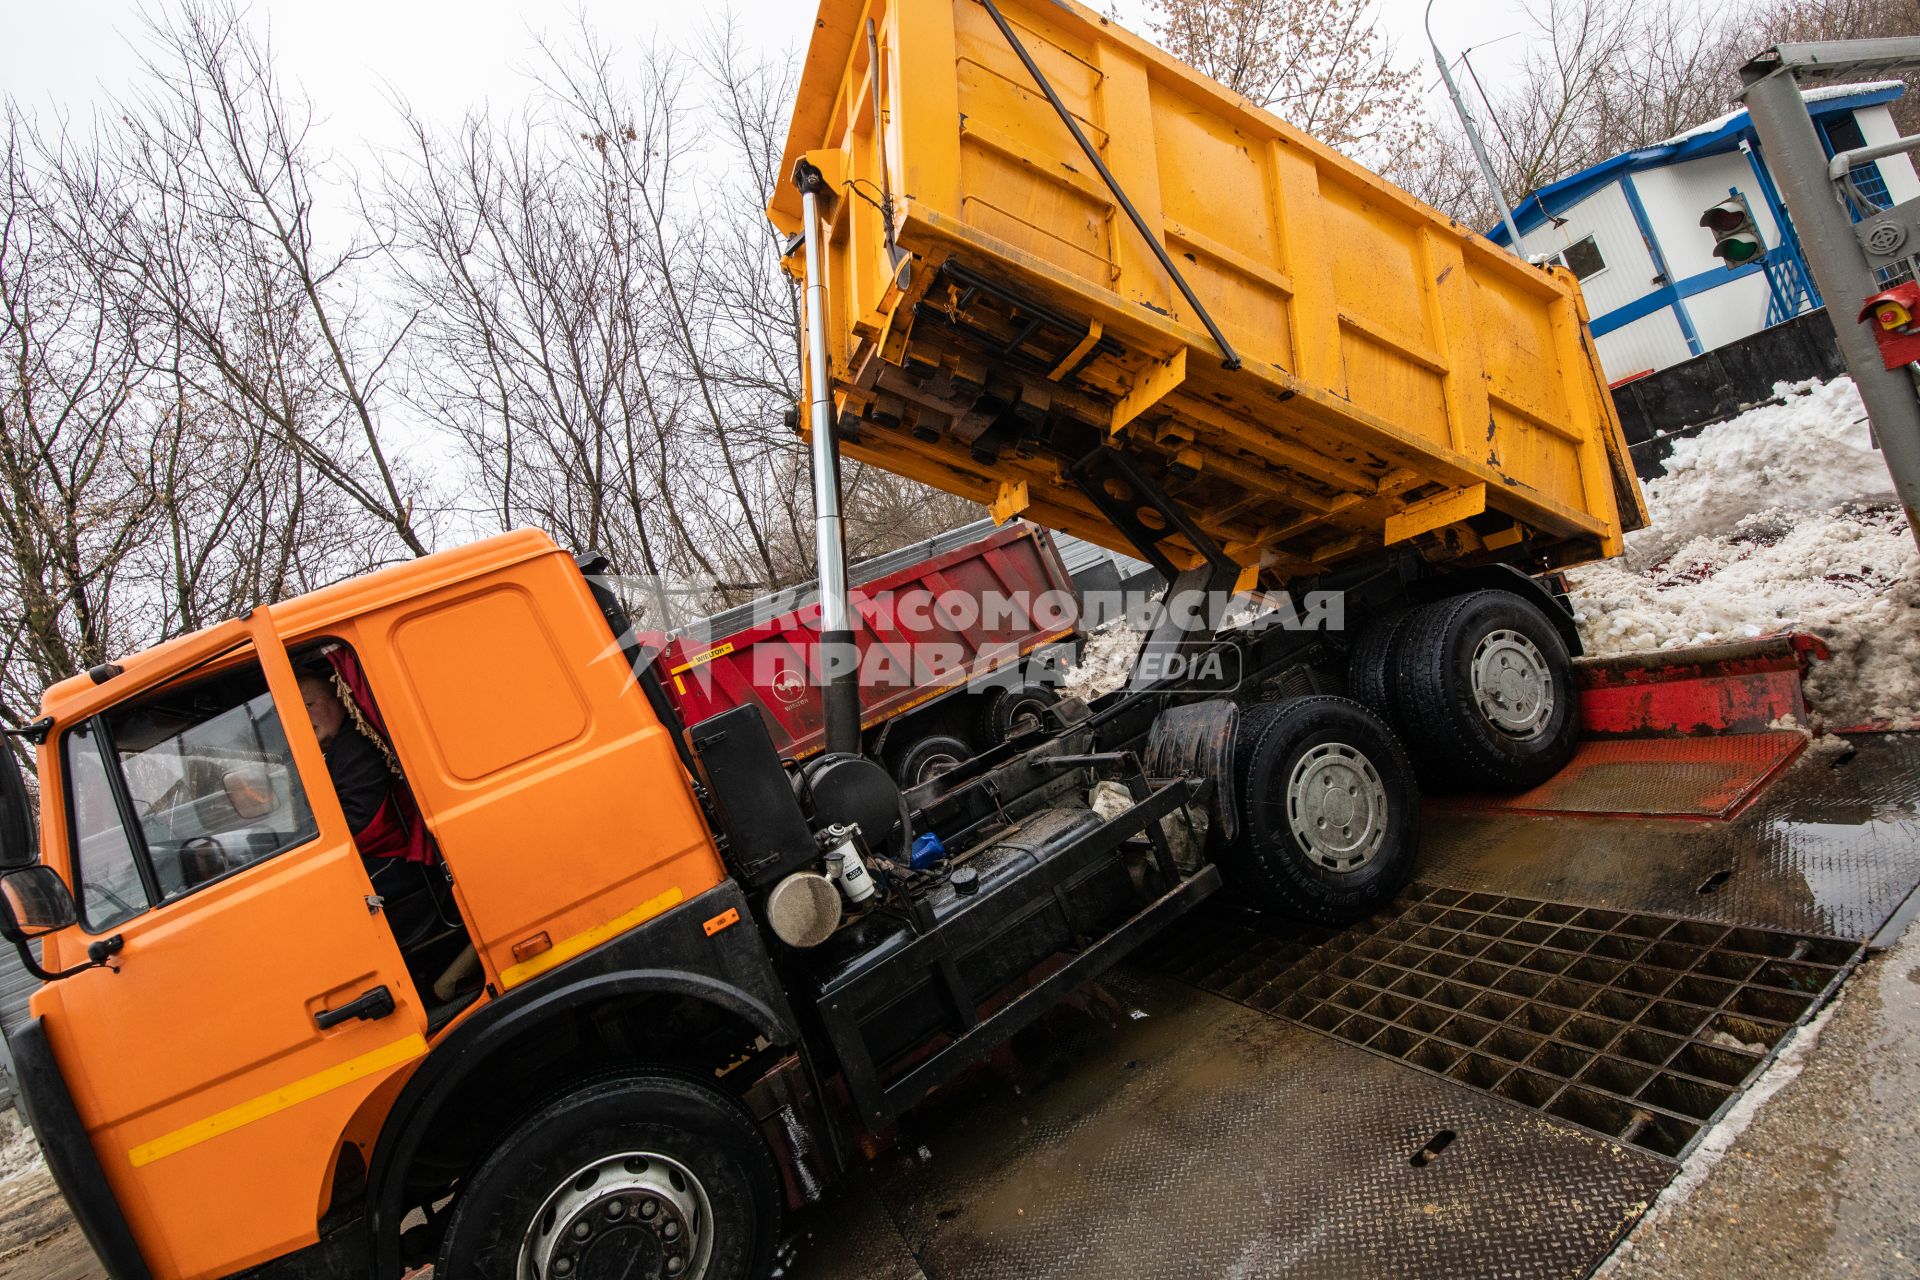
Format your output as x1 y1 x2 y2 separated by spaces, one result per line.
893 733 972 788
1346 608 1415 722
1224 696 1419 926
976 683 1058 746
436 1071 779 1280
1392 589 1579 791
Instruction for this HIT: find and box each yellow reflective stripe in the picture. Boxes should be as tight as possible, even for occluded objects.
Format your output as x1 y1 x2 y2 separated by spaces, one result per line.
498 887 685 989
128 1033 427 1169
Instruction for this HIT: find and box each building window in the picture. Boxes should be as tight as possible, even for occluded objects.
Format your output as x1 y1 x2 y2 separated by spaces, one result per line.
1819 113 1892 216
1552 235 1607 281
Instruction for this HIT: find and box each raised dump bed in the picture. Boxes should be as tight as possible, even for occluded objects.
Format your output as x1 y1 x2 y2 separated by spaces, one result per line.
771 0 1647 585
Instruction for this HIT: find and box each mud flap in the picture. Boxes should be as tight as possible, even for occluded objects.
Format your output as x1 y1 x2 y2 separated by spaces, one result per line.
1146 700 1240 843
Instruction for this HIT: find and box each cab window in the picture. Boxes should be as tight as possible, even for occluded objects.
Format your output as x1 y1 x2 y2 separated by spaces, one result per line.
68 661 318 929
66 723 148 932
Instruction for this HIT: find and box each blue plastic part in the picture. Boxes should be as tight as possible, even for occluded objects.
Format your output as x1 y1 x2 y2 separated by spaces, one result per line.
910 831 947 870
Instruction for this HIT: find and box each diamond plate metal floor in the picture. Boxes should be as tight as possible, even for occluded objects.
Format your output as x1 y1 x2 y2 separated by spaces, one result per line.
1442 733 1805 819
1419 733 1920 939
781 970 1671 1280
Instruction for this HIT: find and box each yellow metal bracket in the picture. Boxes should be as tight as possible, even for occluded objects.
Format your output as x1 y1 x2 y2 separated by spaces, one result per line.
1109 348 1187 438
991 478 1030 525
1048 320 1104 382
1384 484 1487 545
1482 523 1526 551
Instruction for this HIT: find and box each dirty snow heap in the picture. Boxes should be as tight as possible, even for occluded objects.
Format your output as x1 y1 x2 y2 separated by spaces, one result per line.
1568 377 1918 728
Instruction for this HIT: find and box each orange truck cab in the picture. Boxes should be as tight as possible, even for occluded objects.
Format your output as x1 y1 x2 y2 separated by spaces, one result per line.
1 533 758 1278
0 528 1229 1280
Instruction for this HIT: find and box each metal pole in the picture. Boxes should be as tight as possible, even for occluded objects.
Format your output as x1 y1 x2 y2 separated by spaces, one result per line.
1742 63 1920 540
796 160 864 755
1425 0 1524 255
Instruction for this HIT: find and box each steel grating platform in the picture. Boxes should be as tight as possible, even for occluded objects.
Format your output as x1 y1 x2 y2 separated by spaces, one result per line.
1145 887 1859 1160
1443 733 1805 819
1419 733 1920 939
782 969 1673 1280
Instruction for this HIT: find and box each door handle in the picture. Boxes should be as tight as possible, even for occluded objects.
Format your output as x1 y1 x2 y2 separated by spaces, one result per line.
314 985 397 1030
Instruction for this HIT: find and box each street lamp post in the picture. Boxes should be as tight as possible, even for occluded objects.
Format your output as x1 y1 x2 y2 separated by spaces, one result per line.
1425 0 1525 255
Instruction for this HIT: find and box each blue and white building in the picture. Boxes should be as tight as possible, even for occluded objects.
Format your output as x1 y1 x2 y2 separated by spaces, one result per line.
1487 82 1919 382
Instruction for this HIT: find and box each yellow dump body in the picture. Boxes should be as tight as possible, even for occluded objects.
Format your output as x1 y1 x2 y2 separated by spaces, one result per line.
771 0 1646 584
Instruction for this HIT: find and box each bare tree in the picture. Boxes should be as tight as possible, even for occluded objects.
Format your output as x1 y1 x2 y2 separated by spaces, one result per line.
1755 0 1920 133
0 109 154 732
2 108 357 736
1402 0 1748 228
385 16 977 615
6 0 1000 731
75 0 432 559
1144 0 1427 165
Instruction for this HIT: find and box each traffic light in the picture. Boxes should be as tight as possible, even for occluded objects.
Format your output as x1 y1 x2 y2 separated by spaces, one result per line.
1699 193 1765 268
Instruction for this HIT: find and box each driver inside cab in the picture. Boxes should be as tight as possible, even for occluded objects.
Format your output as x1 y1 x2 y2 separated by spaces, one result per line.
295 664 429 865
297 670 395 844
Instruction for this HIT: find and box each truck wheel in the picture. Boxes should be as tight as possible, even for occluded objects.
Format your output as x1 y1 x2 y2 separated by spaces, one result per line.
1225 696 1419 926
976 683 1058 746
1392 589 1579 790
435 1072 779 1280
893 733 972 788
1345 608 1415 722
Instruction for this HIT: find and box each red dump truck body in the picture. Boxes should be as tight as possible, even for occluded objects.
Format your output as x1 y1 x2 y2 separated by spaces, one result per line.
652 521 1081 760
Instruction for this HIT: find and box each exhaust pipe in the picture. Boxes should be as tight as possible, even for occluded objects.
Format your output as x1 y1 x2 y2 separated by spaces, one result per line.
796 159 862 756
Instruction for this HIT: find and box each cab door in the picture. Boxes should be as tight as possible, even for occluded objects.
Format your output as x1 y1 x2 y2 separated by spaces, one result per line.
31 609 429 1280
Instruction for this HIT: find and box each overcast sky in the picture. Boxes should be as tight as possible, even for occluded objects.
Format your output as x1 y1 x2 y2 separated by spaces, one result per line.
4 0 1548 157
0 0 1578 513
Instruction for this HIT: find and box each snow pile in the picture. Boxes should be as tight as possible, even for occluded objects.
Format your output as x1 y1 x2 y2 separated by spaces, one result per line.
0 1109 44 1186
1065 619 1142 701
1569 377 1920 728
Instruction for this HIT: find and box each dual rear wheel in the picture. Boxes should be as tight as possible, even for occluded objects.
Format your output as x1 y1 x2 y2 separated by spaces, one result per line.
1348 589 1579 791
1219 589 1576 925
1221 695 1421 927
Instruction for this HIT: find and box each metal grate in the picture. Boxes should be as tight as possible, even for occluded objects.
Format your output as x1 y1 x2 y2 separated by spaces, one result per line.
1151 885 1860 1160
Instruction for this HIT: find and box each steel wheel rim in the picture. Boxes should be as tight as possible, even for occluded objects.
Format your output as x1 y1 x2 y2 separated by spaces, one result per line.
915 750 963 785
1006 696 1049 737
1286 741 1389 873
519 1150 713 1280
1470 629 1554 739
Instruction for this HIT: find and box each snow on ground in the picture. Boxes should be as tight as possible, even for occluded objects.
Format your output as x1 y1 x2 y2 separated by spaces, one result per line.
1568 376 1920 728
0 1109 44 1186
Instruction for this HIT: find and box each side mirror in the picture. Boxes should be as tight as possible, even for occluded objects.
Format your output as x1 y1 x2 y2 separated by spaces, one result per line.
223 766 275 820
0 864 77 941
0 743 38 867
0 864 120 983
